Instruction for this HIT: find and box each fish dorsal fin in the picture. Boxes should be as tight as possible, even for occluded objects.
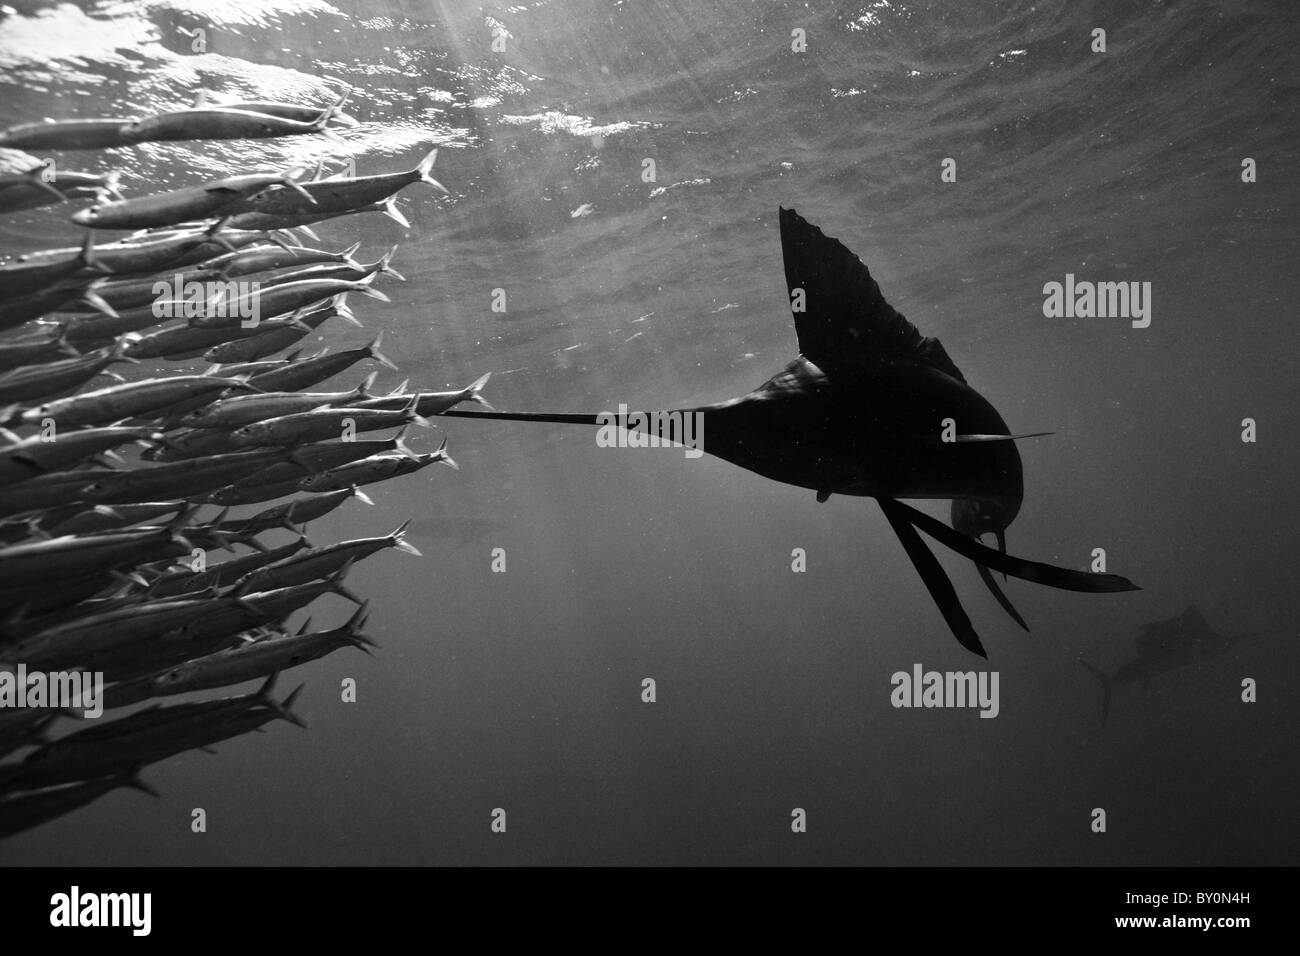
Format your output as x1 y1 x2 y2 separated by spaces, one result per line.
777 207 966 383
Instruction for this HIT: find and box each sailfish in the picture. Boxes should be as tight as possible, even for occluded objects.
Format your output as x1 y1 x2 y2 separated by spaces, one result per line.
1078 605 1238 726
444 208 1139 656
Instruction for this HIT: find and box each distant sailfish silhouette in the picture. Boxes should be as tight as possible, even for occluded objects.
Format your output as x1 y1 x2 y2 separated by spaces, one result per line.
444 208 1139 656
1078 605 1237 726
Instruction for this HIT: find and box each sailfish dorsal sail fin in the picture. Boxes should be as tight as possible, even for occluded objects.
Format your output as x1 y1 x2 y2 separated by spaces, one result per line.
778 207 967 383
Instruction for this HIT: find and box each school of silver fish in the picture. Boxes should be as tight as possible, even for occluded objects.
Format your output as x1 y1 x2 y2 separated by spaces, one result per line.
0 84 485 840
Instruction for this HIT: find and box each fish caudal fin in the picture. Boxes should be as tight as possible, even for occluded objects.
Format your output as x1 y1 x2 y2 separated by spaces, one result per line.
354 274 390 302
1078 659 1113 727
123 768 160 798
277 684 309 728
338 240 363 267
379 197 410 227
462 372 493 410
344 601 377 653
433 436 458 470
350 370 377 402
330 87 360 127
390 519 422 557
366 332 399 371
400 393 432 428
415 148 450 195
280 169 317 204
377 246 404 280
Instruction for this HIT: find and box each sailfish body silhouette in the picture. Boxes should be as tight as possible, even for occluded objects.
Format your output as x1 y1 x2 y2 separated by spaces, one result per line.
445 208 1139 656
1077 605 1237 726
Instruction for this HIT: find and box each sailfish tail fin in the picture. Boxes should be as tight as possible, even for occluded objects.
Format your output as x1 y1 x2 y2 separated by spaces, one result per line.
1078 659 1114 727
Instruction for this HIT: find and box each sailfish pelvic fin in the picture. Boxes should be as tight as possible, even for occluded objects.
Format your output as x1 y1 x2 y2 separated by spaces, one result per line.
977 562 1029 631
877 496 987 657
884 498 1141 593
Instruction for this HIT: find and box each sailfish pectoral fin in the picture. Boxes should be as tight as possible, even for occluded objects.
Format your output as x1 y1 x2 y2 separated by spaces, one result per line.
977 562 1029 631
877 497 987 658
917 432 1055 445
886 499 1141 593
996 528 1008 583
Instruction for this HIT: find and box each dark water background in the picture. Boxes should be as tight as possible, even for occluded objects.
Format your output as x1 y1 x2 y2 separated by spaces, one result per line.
1 0 1298 865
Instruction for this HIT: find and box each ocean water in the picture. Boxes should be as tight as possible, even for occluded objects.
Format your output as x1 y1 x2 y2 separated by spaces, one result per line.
1 0 1298 865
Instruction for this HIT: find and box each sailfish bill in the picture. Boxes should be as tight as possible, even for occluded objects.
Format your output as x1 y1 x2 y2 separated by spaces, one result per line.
442 411 602 426
441 207 1140 655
